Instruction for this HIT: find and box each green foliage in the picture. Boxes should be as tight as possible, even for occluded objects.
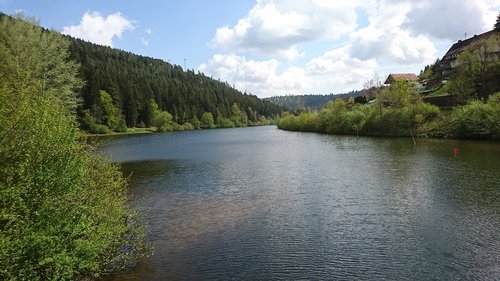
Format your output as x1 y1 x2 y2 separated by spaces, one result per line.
419 58 440 80
98 90 127 132
258 116 271 126
318 99 349 134
114 118 128 133
65 34 285 128
449 49 481 104
379 79 418 108
0 14 150 280
200 112 215 129
230 103 248 127
277 114 299 131
452 93 500 138
90 124 112 134
216 109 234 128
279 92 499 139
190 115 201 130
181 122 194 131
279 93 451 138
0 14 284 131
0 14 83 112
266 90 365 110
172 123 184 131
220 118 236 128
150 99 160 119
152 111 173 132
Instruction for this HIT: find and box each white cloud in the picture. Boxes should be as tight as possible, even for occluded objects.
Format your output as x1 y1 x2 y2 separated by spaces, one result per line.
349 0 437 65
62 11 134 47
140 37 149 47
306 46 377 90
404 0 495 40
145 28 152 35
202 0 498 97
210 0 359 58
198 47 377 97
198 54 290 96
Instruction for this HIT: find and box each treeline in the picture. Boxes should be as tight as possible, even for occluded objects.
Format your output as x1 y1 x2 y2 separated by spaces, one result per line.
67 37 286 132
265 90 365 111
278 80 500 140
0 15 150 280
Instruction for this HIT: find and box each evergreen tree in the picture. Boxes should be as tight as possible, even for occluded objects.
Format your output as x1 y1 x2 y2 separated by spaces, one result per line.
495 12 500 31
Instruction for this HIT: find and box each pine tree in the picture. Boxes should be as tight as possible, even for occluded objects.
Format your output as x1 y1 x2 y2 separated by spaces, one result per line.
495 13 500 31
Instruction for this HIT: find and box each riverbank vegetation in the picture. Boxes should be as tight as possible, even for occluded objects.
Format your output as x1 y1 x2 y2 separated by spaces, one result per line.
65 29 284 134
0 15 151 280
265 90 365 111
278 80 500 139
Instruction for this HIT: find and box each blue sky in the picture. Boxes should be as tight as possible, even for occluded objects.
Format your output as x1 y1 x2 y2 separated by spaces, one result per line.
1 0 498 98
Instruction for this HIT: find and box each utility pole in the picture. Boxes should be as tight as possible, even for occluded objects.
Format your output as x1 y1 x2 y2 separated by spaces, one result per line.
184 58 186 70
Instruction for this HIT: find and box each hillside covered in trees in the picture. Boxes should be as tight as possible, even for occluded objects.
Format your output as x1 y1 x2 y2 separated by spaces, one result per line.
66 36 286 132
265 91 365 111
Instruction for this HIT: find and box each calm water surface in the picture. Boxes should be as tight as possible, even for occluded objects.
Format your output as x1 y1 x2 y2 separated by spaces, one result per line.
101 126 500 280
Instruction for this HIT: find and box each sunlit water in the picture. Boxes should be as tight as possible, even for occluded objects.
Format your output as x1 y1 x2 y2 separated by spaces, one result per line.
100 126 500 280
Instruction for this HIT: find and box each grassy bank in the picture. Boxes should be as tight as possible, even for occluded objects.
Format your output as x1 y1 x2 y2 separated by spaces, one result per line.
84 127 155 137
278 92 500 140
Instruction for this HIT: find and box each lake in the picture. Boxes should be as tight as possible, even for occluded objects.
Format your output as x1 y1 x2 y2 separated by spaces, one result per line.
100 126 500 280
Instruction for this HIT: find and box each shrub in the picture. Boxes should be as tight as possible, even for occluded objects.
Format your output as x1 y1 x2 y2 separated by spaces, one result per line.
90 124 112 134
113 118 128 133
152 111 173 132
172 123 185 131
182 122 194 131
453 100 496 138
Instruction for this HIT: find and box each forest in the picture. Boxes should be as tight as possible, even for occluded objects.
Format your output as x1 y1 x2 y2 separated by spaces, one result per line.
67 36 286 133
265 91 365 111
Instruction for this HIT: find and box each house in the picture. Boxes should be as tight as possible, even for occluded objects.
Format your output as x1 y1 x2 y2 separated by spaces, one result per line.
438 30 500 76
384 73 419 85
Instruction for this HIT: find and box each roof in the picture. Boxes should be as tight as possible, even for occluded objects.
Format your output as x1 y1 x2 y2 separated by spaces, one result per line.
441 30 496 62
384 73 419 84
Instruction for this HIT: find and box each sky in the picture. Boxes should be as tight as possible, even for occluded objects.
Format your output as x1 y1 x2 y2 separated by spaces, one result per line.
1 0 498 98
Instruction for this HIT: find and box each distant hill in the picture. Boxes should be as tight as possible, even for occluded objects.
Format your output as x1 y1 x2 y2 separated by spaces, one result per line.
0 12 287 128
265 91 365 110
67 37 286 127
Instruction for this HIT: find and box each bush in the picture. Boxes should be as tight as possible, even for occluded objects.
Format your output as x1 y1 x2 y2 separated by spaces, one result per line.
219 118 236 128
113 118 128 133
452 100 496 138
277 114 299 131
487 93 500 138
200 112 215 129
152 111 173 132
182 122 194 130
172 123 184 131
90 124 112 134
